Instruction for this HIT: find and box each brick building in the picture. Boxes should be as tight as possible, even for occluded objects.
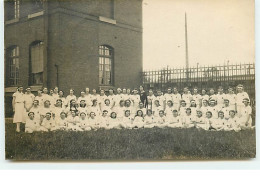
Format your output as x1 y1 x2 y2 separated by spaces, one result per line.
4 0 143 116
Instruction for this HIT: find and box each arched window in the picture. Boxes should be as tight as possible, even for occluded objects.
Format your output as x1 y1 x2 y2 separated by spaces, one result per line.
29 41 44 85
6 46 19 86
99 45 113 85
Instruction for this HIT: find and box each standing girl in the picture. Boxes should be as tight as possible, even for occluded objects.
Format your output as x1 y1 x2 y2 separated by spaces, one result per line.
35 90 44 107
12 87 25 132
57 90 66 107
23 87 35 113
65 89 77 107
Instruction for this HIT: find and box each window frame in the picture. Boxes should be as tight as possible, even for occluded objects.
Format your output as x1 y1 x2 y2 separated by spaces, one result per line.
5 0 20 21
29 41 44 86
6 45 20 87
30 0 44 14
98 45 114 86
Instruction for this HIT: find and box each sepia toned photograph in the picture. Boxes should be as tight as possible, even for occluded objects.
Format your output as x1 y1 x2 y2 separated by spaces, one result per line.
4 0 255 161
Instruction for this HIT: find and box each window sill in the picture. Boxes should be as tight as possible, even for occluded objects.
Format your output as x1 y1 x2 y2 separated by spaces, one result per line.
5 85 43 93
99 85 114 91
5 18 19 25
99 16 116 25
29 85 43 91
28 11 44 19
5 87 18 93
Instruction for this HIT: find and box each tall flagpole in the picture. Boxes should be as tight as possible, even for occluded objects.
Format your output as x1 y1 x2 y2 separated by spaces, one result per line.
185 12 189 81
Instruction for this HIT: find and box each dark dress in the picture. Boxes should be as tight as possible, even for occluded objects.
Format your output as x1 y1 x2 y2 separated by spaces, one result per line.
140 91 148 107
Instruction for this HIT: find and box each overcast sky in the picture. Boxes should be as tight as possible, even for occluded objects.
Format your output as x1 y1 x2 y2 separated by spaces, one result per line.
142 0 255 70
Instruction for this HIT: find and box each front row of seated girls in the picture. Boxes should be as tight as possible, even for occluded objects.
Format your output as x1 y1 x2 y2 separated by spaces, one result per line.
25 105 253 133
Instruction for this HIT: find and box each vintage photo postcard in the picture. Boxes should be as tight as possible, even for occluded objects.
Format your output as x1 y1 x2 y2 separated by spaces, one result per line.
4 0 255 160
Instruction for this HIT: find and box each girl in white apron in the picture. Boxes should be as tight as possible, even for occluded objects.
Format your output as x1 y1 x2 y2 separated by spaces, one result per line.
122 110 133 129
57 112 68 131
23 87 35 113
156 110 167 128
25 112 40 133
144 109 157 128
89 99 101 117
132 110 145 129
107 112 122 129
195 110 209 130
167 110 182 128
29 100 41 123
79 112 92 131
12 87 25 132
99 110 110 129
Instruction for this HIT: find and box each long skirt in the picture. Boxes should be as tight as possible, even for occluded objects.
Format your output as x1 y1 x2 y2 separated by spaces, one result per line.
13 103 26 123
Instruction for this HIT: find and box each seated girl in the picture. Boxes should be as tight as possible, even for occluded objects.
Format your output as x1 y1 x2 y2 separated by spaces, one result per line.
205 111 215 130
77 100 88 117
210 111 225 131
164 100 175 118
137 102 147 118
167 109 182 128
29 100 41 121
153 100 163 118
99 110 110 129
200 99 210 118
239 98 253 129
88 112 99 130
79 112 91 131
53 99 65 125
132 110 145 129
190 100 198 117
182 108 195 128
157 110 167 128
124 99 134 116
66 99 78 117
228 110 241 132
114 100 126 121
122 110 133 129
144 109 157 128
57 111 68 131
25 112 40 133
179 100 187 117
89 99 101 117
194 109 209 130
107 112 122 129
67 110 82 131
39 100 54 123
102 99 112 116
39 112 56 132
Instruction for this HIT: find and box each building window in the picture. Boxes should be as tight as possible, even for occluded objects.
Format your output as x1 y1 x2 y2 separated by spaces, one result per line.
99 45 113 86
100 0 114 19
5 0 20 20
29 41 44 85
31 0 44 13
6 46 19 86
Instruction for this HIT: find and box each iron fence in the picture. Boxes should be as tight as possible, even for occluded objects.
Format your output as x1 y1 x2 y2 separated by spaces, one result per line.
142 63 255 101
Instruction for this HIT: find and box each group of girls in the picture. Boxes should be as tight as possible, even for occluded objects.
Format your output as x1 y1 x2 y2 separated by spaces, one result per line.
12 85 254 133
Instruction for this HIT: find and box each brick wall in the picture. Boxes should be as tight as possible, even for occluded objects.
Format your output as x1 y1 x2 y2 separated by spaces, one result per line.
4 0 143 117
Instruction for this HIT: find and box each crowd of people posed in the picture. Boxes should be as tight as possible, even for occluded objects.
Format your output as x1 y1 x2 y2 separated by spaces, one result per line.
11 84 254 133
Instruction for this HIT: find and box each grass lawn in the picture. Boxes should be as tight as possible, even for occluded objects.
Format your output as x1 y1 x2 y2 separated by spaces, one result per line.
5 120 256 161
